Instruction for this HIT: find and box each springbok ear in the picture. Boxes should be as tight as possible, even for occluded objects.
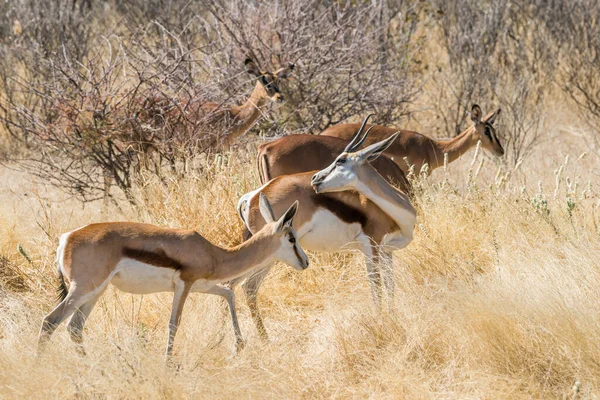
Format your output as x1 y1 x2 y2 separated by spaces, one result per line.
259 192 276 223
245 58 262 77
275 201 298 232
471 104 483 124
275 63 295 79
358 132 400 162
484 108 501 125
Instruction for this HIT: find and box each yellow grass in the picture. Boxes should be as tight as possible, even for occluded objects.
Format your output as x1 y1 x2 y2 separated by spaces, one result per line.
1 116 599 399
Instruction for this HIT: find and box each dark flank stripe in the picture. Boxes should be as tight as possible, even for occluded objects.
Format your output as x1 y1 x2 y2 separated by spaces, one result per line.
312 194 368 227
122 247 184 270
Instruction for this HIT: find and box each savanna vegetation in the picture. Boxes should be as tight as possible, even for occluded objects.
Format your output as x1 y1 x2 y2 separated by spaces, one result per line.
0 1 599 398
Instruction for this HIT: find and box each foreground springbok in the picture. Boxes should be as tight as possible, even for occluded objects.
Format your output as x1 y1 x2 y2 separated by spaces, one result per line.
236 120 416 339
264 104 501 177
255 115 410 191
38 194 308 359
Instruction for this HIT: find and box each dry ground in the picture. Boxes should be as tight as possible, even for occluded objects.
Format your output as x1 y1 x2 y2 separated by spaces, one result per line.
0 108 599 399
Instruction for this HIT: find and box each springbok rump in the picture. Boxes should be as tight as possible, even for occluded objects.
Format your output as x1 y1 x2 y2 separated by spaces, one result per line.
235 119 416 339
38 195 308 360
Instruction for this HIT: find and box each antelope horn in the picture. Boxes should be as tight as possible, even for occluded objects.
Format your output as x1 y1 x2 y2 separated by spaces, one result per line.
344 113 374 153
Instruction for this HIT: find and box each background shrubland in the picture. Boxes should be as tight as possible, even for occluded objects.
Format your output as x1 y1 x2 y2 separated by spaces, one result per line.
0 1 599 399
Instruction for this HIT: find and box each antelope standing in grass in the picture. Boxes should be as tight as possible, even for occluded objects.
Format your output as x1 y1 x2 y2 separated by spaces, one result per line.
235 120 416 339
255 115 410 191
38 195 308 359
313 104 503 175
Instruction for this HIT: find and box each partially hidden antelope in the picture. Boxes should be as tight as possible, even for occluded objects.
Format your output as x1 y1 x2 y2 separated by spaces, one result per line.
38 195 308 359
235 119 416 339
255 115 410 191
103 57 294 205
199 57 295 146
141 57 295 150
319 104 503 175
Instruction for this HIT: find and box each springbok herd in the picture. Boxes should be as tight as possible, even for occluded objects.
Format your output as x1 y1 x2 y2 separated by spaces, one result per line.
37 58 504 360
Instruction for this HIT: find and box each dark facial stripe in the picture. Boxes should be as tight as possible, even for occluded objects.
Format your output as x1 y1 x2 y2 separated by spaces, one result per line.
292 244 303 265
487 124 502 147
122 247 184 270
312 194 367 227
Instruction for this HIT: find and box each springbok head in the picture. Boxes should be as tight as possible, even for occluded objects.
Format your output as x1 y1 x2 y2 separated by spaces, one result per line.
256 193 309 270
245 58 295 103
469 104 504 156
311 115 399 194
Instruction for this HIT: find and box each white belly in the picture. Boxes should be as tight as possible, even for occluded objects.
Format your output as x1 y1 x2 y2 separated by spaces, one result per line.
111 258 179 294
298 209 364 252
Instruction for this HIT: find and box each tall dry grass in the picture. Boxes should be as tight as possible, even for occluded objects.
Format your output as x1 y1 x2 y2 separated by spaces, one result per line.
1 109 599 398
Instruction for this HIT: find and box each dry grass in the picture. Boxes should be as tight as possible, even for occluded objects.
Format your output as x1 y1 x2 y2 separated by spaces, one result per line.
1 107 599 399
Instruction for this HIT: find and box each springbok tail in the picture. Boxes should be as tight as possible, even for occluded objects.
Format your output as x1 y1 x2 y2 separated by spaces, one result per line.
260 154 271 184
56 268 68 303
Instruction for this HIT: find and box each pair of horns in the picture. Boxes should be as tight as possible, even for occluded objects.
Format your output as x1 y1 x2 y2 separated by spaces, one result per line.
343 114 376 153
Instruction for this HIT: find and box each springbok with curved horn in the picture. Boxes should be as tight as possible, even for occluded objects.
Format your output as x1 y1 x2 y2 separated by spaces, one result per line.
235 118 416 339
255 115 410 192
255 104 502 184
38 194 308 359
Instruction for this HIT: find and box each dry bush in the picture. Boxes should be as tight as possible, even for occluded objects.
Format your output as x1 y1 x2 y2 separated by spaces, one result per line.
195 0 421 132
0 0 422 203
531 0 600 155
425 0 551 165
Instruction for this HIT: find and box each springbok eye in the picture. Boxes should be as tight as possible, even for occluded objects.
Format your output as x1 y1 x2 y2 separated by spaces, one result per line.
289 236 296 244
484 127 491 137
336 157 347 165
261 76 269 85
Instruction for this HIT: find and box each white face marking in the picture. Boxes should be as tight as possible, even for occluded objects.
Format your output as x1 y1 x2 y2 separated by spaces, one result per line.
312 154 361 194
275 227 309 271
297 209 364 253
111 259 179 294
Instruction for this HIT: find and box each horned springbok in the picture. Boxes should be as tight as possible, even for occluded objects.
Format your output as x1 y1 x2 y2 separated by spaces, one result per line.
255 115 410 191
38 194 308 359
235 120 416 339
302 104 502 176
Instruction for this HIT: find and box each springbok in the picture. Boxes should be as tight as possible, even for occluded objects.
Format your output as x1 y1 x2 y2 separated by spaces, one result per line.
235 120 416 339
38 194 308 359
255 115 410 191
310 104 503 175
102 58 295 204
141 58 295 150
199 58 295 146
